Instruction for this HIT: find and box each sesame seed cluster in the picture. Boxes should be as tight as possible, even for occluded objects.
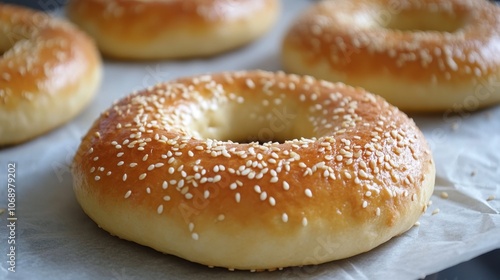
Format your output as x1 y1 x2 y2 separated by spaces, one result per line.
0 4 102 145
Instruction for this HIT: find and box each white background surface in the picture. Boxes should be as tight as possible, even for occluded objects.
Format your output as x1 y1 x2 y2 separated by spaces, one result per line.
1 1 499 279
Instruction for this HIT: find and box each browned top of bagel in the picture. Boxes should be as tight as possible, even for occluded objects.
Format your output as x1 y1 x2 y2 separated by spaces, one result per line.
283 0 500 83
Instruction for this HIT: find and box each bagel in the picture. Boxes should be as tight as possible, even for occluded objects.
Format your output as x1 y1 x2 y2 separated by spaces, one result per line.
282 0 500 112
72 70 435 270
65 0 280 60
0 4 102 146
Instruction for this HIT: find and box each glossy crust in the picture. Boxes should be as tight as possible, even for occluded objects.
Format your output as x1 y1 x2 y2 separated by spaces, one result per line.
282 0 500 112
0 4 102 146
66 0 280 60
72 70 435 270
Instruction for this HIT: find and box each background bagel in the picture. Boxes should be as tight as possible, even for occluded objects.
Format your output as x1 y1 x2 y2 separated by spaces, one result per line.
66 0 281 60
281 0 500 112
0 4 102 146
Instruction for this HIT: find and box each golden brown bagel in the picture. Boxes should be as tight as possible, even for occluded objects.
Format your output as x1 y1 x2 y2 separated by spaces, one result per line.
282 0 500 112
72 70 435 270
0 4 102 146
66 0 280 60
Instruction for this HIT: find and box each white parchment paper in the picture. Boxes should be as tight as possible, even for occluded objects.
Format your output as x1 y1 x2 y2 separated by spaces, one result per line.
1 1 499 279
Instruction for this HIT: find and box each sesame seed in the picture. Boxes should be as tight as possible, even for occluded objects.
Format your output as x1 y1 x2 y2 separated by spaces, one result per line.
281 213 289 223
157 205 164 214
213 175 221 182
302 217 308 227
432 208 440 215
304 188 313 198
94 176 100 181
440 192 449 199
362 201 368 208
162 181 168 189
254 185 262 193
283 181 290 190
139 173 147 180
163 195 171 201
124 190 132 199
123 174 127 181
269 197 276 206
178 179 185 188
376 207 381 216
235 193 241 203
192 233 199 240
246 78 255 89
260 192 267 201
217 214 225 221
412 193 418 201
241 168 251 176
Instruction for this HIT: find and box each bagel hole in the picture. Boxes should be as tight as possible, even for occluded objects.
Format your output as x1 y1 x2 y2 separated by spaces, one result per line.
0 29 29 55
193 102 316 144
383 11 465 32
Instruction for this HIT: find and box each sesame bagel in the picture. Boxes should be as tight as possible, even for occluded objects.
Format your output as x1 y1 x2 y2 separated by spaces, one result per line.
72 70 435 270
0 4 102 146
66 0 280 60
282 0 500 112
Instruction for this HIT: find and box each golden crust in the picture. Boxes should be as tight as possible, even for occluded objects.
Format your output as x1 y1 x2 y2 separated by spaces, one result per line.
0 4 102 146
282 0 500 112
66 0 280 59
72 70 435 270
